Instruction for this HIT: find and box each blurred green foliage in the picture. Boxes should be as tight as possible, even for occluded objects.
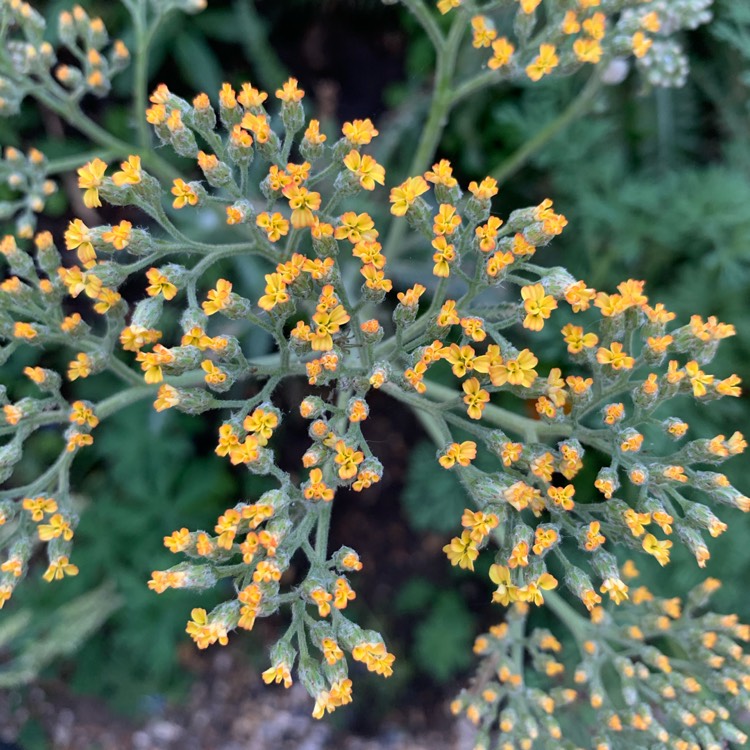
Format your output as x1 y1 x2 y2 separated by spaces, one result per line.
9 401 248 710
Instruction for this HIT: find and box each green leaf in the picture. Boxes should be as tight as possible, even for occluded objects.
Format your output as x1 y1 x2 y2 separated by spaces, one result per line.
173 30 225 97
401 440 467 533
413 591 475 681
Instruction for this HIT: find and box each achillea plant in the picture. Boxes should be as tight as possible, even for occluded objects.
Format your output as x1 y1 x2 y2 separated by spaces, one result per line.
0 0 748 746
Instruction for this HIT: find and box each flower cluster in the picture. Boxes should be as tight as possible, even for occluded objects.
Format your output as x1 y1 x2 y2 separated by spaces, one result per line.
0 0 747 740
454 574 750 750
439 0 712 88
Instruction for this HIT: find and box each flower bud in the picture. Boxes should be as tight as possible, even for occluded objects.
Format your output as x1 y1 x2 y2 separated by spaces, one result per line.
169 126 198 158
0 438 23 482
433 182 462 206
198 155 234 189
256 130 281 163
88 261 128 287
123 228 154 257
300 138 325 162
269 638 297 671
298 656 327 698
171 388 213 415
463 195 491 226
181 307 208 332
131 295 163 329
189 99 216 133
280 100 305 136
591 549 619 581
542 267 577 298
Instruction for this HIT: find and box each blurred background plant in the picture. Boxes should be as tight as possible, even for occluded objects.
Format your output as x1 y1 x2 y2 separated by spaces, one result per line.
1 0 750 744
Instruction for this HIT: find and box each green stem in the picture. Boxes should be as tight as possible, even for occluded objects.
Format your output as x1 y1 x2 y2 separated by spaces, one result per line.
422 380 574 439
382 16 465 263
132 0 153 150
489 69 603 185
543 589 591 644
32 90 178 183
401 0 444 51
314 502 332 563
46 149 122 175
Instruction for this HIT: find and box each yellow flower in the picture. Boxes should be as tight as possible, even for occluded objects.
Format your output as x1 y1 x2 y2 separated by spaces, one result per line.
574 38 603 64
397 284 426 307
101 220 132 250
13 322 37 340
343 150 385 191
437 299 460 327
490 348 538 388
77 157 107 208
334 577 356 609
437 0 461 14
526 44 559 82
565 280 597 311
521 283 557 331
475 216 503 252
533 527 558 555
443 530 479 571
489 564 519 606
70 400 98 428
508 541 529 568
201 360 227 385
468 177 498 201
171 178 199 209
547 484 575 511
488 37 515 70
439 441 476 469
596 342 635 370
276 76 304 102
431 235 455 277
283 184 321 228
43 556 79 582
584 522 606 551
461 509 499 542
334 440 364 480
38 513 74 542
342 118 379 145
518 0 541 12
112 155 143 186
145 268 178 300
311 304 350 351
68 352 92 381
136 344 174 384
262 662 293 688
304 119 326 144
65 218 96 267
632 31 652 59
389 175 429 216
433 203 462 236
243 408 279 445
462 377 489 420
424 159 457 188
520 572 558 606
304 468 335 502
23 496 58 522
600 577 629 604
685 360 714 397
202 279 233 315
256 212 290 242
562 10 580 34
